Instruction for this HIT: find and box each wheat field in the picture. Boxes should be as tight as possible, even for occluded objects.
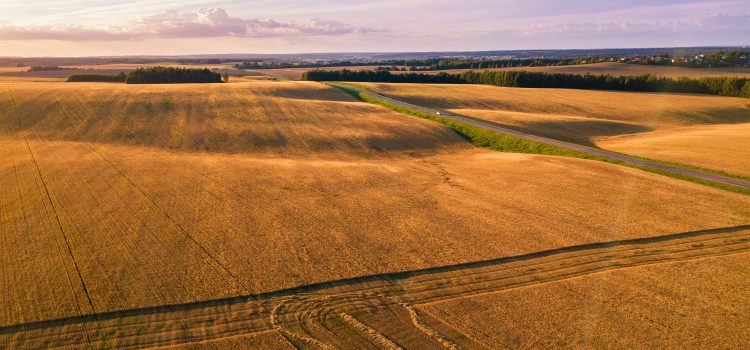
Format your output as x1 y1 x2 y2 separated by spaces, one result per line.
1 80 749 348
598 123 750 176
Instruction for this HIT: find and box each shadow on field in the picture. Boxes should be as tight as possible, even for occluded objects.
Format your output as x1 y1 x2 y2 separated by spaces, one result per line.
671 105 750 125
2 224 748 335
507 119 653 146
252 84 356 103
445 110 654 146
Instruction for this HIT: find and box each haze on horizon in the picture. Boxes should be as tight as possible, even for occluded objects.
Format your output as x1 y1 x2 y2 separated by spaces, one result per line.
0 0 748 57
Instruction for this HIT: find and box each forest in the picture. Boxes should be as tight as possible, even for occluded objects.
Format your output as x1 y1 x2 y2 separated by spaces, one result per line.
304 69 750 98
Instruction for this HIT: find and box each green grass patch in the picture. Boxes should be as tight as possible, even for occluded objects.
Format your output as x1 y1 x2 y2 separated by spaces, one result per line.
334 84 750 196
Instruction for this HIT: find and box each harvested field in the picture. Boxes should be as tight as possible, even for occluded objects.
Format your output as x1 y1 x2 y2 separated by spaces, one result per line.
1 80 749 348
360 82 750 173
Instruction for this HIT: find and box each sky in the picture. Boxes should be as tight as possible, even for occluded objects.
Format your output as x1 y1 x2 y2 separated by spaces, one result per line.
0 0 748 56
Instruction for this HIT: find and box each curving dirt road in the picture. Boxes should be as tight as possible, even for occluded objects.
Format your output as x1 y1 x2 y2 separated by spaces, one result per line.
328 83 750 190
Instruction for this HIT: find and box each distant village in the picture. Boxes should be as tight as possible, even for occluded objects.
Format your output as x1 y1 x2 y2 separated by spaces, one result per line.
619 50 750 68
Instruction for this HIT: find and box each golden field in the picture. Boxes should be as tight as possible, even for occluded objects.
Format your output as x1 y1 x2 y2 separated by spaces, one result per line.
1 80 749 349
598 123 750 176
419 250 750 349
360 82 750 176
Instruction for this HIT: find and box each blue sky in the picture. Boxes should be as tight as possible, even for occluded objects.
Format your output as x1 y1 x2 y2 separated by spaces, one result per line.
0 0 748 56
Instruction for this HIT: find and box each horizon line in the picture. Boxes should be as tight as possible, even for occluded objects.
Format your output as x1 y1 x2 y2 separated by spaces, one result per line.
2 45 749 59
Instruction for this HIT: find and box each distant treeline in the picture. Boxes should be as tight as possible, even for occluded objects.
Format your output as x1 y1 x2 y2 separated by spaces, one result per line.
407 57 603 70
66 67 224 84
29 66 73 71
303 70 464 83
67 73 127 82
237 57 606 70
303 69 750 98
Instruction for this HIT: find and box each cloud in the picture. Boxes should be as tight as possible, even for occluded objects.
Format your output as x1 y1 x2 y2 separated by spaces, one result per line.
0 8 383 41
519 13 750 36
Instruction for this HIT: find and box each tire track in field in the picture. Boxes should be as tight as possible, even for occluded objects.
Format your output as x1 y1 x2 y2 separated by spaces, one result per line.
2 225 749 349
48 93 251 296
255 225 750 350
3 88 94 349
4 93 95 309
402 303 461 350
6 89 262 348
339 312 404 350
36 88 317 349
219 225 750 350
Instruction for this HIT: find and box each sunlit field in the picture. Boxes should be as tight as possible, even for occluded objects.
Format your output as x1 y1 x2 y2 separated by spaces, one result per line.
2 79 748 348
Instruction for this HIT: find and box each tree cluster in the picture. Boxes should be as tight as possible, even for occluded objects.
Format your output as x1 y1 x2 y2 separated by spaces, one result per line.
125 67 223 84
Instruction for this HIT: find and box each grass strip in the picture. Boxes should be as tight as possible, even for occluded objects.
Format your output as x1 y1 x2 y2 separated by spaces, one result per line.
334 84 750 196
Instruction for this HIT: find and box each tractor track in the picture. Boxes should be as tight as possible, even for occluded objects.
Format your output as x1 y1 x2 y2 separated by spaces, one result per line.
2 225 749 349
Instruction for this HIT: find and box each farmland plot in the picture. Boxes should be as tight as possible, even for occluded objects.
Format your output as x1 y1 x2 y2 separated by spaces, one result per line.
1 80 749 348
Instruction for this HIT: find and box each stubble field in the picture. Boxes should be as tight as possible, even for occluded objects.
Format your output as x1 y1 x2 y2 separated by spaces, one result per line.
1 80 749 349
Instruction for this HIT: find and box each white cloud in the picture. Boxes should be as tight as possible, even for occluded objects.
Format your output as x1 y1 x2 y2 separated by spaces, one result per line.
519 13 750 36
0 8 383 41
